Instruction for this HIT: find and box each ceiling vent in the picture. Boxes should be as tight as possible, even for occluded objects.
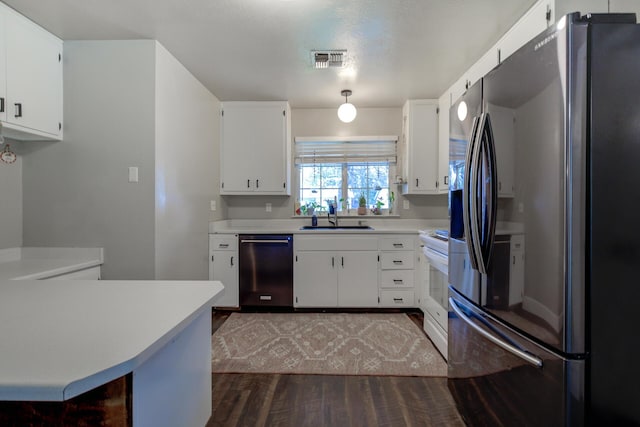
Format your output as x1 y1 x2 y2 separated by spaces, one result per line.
312 50 346 69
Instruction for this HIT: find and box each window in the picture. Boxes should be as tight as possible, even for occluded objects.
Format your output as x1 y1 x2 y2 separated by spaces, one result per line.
295 136 397 214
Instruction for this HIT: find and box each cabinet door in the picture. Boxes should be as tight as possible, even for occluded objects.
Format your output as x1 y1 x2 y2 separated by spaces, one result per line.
210 251 239 307
251 104 287 193
0 10 6 123
5 10 62 137
220 105 255 193
405 101 439 194
498 1 549 63
437 92 450 194
337 251 378 307
508 236 525 306
220 102 288 194
294 251 338 307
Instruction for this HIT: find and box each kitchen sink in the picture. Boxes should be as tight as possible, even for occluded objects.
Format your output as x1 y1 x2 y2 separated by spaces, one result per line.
300 225 374 230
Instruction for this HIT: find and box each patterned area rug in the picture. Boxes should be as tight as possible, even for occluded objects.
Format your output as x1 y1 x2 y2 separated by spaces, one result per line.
211 312 447 377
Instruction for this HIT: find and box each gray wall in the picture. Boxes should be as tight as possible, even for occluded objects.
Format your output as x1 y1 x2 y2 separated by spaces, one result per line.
154 43 220 280
0 146 22 248
222 107 449 220
22 40 157 279
21 40 220 280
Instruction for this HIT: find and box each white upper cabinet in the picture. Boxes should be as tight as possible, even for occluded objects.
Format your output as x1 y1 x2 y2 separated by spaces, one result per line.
608 0 640 14
400 100 439 195
220 101 291 195
0 4 63 140
498 1 551 63
437 92 450 194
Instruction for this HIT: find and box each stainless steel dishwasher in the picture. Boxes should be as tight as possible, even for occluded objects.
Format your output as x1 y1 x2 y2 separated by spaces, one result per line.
238 234 293 307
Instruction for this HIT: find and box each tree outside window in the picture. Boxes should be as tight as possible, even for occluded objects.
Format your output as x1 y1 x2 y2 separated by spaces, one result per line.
299 161 390 213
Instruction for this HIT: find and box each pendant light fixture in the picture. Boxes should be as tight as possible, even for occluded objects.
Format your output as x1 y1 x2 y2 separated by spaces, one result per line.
337 89 357 123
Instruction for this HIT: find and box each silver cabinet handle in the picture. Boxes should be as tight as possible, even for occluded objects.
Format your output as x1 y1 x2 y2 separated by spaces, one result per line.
218 243 229 248
0 97 4 113
393 243 404 248
230 256 234 266
393 260 403 265
240 239 290 244
393 279 403 284
449 297 543 368
393 298 404 303
14 103 22 118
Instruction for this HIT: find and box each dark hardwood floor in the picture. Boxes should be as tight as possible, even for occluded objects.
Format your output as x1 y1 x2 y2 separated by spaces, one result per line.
209 310 464 427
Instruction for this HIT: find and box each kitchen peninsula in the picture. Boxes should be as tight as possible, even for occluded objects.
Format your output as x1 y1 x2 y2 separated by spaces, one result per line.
0 279 223 426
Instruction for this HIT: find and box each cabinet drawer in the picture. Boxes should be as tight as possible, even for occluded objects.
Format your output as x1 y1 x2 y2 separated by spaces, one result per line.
379 270 414 288
209 234 238 251
379 236 415 251
379 290 415 307
511 234 524 252
424 297 448 331
295 235 377 251
380 251 415 270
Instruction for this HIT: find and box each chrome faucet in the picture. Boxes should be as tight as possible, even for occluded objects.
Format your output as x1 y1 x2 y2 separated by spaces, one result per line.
328 196 338 227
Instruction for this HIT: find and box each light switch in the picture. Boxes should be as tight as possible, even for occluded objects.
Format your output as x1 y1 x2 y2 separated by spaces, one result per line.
210 200 217 211
266 203 272 212
128 167 139 183
403 200 410 210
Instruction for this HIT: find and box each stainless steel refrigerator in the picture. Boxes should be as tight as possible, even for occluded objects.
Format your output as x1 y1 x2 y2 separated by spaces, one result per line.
448 12 640 426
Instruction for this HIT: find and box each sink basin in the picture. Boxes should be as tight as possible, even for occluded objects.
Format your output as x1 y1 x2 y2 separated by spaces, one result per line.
300 225 374 230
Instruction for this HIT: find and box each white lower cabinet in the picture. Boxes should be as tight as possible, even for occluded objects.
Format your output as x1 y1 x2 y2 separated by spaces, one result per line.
209 235 239 308
294 235 378 308
294 251 338 307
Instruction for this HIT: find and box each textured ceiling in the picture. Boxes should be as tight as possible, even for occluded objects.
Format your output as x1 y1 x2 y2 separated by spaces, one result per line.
4 0 537 107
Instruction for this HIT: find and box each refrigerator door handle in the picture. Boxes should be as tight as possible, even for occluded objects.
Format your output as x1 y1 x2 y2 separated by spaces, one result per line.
464 116 481 271
478 113 498 274
449 297 543 368
469 114 485 273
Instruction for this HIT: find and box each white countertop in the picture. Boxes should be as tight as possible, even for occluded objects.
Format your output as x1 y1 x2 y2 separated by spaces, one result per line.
0 279 223 401
209 218 450 234
0 247 104 280
209 219 524 236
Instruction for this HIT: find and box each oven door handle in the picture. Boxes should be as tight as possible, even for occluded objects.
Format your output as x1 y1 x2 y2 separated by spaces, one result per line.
449 297 543 368
240 239 290 244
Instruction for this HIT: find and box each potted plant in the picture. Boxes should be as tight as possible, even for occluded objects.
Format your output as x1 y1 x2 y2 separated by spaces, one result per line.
357 194 367 215
300 201 321 216
371 197 384 215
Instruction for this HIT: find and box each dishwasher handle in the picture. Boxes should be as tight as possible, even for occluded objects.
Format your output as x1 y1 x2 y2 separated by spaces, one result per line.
240 239 290 244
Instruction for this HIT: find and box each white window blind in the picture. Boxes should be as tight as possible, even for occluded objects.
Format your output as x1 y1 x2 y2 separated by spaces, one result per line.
294 136 398 164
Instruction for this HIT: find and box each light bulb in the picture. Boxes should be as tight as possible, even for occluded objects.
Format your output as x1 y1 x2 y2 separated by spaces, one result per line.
457 101 468 122
338 102 357 123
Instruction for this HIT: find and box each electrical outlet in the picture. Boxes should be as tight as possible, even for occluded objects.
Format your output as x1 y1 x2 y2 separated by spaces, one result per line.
128 167 139 183
266 203 272 212
403 199 410 210
210 200 216 211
